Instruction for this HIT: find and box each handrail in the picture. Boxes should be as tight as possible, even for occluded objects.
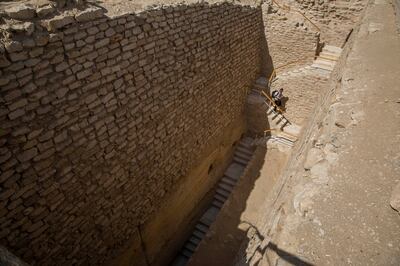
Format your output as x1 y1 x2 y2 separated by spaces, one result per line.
261 90 284 114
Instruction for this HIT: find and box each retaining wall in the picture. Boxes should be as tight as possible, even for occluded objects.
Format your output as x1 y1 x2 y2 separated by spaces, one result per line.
0 2 262 265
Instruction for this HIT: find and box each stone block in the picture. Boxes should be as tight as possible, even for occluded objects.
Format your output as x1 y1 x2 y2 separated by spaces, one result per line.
45 15 75 31
75 7 104 22
5 41 23 53
37 5 55 18
17 148 37 163
5 4 36 20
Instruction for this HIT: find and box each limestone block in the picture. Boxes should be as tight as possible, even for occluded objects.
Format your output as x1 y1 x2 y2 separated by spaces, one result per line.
45 15 75 31
75 7 104 22
37 5 56 18
5 4 36 20
4 41 23 53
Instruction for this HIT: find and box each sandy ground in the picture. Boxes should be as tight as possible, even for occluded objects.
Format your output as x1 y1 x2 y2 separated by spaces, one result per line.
188 146 289 266
261 0 400 265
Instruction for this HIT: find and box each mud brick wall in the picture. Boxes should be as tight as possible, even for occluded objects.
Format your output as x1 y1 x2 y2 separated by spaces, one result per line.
292 0 367 46
0 2 261 265
262 2 320 71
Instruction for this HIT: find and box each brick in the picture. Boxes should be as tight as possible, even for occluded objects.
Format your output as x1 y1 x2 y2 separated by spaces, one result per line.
17 148 38 162
8 108 25 120
77 69 92 80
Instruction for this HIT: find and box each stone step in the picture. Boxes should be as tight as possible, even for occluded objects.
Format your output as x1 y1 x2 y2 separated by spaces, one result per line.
314 58 336 67
218 182 234 193
318 54 339 62
311 63 334 71
214 192 227 203
199 206 219 226
171 255 188 266
195 223 209 234
216 188 230 199
323 45 343 54
234 150 252 161
212 199 224 209
271 137 295 147
181 248 193 259
224 163 245 181
235 146 252 158
238 139 253 150
266 106 276 115
192 229 206 239
283 124 302 136
184 242 197 253
221 176 237 187
233 156 248 166
280 119 290 129
319 51 340 59
277 134 297 144
189 236 201 246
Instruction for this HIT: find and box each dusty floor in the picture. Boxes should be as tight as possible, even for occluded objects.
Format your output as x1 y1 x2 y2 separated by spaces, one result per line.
261 0 400 265
187 146 289 266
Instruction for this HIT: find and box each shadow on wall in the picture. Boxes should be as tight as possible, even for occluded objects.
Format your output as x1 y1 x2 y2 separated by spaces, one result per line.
0 1 264 266
260 6 275 89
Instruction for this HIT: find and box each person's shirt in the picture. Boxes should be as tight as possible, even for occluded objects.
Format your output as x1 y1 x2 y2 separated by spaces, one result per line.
272 90 283 100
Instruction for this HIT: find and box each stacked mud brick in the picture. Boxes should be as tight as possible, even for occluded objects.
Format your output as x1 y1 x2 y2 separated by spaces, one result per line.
0 1 261 264
262 2 320 68
292 0 367 45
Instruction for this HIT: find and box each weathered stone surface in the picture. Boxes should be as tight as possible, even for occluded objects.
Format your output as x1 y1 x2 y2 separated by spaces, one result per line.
390 182 400 212
0 3 261 265
36 5 56 18
304 147 324 170
5 4 36 20
9 22 35 36
5 41 23 53
310 160 330 184
45 15 75 31
75 7 104 22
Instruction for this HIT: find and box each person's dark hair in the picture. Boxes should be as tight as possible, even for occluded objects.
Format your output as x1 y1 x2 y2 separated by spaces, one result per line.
280 88 283 91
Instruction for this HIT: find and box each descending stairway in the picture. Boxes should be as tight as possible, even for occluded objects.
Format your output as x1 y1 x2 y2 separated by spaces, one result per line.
252 78 301 148
265 128 299 148
253 78 290 130
170 137 255 266
311 45 343 72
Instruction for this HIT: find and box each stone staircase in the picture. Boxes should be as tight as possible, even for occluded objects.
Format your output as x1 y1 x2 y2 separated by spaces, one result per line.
311 44 343 72
170 137 255 266
265 128 300 148
253 78 290 130
251 78 301 148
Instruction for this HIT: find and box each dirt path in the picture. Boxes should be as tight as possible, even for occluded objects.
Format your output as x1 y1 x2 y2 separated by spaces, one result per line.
262 0 400 265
